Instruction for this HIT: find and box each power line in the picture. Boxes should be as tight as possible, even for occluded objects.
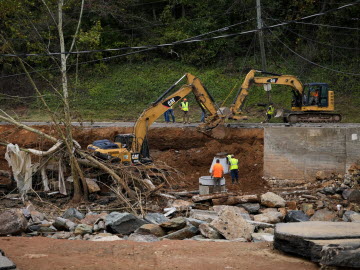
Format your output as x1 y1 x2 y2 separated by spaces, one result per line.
263 15 360 50
294 21 360 31
266 25 360 76
1 19 255 57
2 0 358 58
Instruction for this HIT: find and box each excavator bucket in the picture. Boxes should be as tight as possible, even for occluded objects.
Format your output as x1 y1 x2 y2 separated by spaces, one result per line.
275 109 284 118
207 124 227 139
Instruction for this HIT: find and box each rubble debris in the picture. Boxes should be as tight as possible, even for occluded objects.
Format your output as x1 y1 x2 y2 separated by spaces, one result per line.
198 223 223 239
171 200 194 211
135 224 165 237
144 213 169 224
74 224 93 235
85 178 100 193
260 192 286 208
0 249 17 270
284 211 310 222
128 233 159 242
105 212 147 234
251 233 274 242
210 206 254 241
0 209 27 236
161 225 198 240
191 193 234 203
190 209 217 223
254 209 283 224
62 208 85 220
212 195 259 206
160 217 186 230
91 234 123 241
238 203 260 214
310 209 337 222
274 222 360 268
186 218 206 228
348 190 360 204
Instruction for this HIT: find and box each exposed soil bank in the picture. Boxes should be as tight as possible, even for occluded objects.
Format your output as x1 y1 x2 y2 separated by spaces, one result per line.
0 125 266 194
0 237 317 270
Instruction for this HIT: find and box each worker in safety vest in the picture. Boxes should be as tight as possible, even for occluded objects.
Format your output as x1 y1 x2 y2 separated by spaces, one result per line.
266 104 275 122
211 159 224 192
180 98 190 124
228 154 239 184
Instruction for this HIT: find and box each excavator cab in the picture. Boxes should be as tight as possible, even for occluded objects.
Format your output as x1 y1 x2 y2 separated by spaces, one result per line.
303 83 329 107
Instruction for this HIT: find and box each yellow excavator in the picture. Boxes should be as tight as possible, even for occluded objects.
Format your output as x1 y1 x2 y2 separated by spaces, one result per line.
228 69 341 123
87 73 225 164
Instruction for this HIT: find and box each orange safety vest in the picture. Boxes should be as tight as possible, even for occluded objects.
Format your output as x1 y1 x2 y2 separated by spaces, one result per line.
212 163 223 178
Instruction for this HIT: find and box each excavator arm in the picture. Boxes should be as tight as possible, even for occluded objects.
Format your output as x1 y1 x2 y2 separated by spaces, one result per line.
230 69 304 119
132 73 223 153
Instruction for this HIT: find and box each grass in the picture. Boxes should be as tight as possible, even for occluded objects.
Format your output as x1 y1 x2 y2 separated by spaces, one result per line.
3 59 360 123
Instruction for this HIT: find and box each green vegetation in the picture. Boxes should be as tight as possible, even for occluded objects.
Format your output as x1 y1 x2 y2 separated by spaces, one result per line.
1 0 359 122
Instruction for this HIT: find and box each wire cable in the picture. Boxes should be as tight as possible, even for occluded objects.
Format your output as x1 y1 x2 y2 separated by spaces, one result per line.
266 25 360 76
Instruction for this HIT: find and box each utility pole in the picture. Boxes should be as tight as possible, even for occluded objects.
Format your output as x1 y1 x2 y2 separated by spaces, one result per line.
256 0 271 105
256 0 267 71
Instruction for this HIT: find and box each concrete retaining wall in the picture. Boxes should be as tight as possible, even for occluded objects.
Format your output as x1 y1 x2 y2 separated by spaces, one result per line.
264 127 360 180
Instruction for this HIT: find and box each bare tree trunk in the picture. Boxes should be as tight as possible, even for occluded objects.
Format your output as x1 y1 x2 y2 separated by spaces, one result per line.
57 0 85 202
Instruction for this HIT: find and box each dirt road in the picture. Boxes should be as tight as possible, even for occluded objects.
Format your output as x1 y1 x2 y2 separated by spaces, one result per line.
1 237 317 270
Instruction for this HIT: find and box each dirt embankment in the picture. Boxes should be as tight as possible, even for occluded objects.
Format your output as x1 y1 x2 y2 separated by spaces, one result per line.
0 125 266 194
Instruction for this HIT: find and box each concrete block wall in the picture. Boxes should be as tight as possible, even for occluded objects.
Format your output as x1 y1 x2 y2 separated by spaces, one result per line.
264 127 360 180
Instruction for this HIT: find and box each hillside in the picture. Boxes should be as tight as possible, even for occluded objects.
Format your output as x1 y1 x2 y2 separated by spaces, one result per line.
9 59 359 123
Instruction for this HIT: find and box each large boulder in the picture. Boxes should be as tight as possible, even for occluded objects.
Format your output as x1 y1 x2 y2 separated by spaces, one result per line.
260 192 285 208
285 210 310 222
0 209 27 235
210 206 254 241
160 217 186 230
105 212 147 235
135 224 165 237
199 223 223 239
310 209 337 222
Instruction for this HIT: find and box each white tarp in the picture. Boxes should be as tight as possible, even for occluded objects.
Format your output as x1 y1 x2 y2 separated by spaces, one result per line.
5 144 34 196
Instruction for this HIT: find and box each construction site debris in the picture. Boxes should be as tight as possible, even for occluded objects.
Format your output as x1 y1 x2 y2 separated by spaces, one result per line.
239 203 260 214
212 194 259 205
62 208 84 220
260 192 286 208
284 211 310 222
74 224 93 235
0 209 27 236
198 223 223 239
128 233 159 242
135 224 166 237
162 225 198 240
251 233 274 242
105 212 147 234
210 206 254 241
160 217 186 230
274 222 360 268
144 213 169 224
310 209 337 222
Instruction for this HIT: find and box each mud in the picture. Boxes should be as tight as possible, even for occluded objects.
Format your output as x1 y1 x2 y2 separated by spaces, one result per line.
0 125 266 194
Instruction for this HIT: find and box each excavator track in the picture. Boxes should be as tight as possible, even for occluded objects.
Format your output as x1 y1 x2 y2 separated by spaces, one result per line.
286 112 342 123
